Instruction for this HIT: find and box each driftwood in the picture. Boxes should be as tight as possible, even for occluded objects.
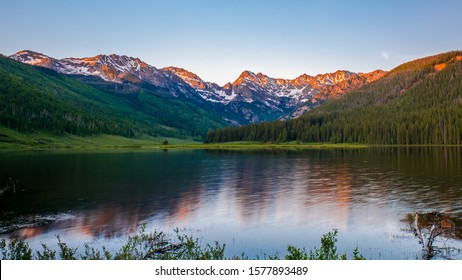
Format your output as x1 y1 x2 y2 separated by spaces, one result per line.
136 231 185 260
413 213 441 259
410 212 456 259
143 243 183 260
9 177 16 193
0 177 17 195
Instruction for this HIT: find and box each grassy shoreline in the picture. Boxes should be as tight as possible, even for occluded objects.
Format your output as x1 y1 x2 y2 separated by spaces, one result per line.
0 126 367 151
0 228 364 260
2 126 461 151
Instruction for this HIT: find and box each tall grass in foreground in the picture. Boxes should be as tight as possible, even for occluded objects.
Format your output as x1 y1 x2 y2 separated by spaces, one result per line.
0 228 364 260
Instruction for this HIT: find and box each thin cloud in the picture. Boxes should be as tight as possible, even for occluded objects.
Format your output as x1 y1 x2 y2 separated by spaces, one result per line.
381 51 390 60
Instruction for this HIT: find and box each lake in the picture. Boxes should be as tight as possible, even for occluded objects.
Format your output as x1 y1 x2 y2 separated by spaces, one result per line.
1 147 462 259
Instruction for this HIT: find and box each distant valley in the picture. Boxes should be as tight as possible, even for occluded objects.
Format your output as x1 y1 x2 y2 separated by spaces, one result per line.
3 50 461 145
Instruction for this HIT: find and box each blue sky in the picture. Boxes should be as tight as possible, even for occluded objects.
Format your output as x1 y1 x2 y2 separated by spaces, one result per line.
1 0 461 85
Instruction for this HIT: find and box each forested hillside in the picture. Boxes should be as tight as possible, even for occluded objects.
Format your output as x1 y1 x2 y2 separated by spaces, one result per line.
0 56 225 140
206 51 462 145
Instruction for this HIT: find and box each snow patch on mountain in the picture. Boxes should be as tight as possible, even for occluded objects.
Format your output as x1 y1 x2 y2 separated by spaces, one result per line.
10 50 386 125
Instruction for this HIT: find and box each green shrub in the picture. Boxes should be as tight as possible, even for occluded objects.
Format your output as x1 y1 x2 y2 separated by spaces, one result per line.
285 229 365 260
0 228 364 260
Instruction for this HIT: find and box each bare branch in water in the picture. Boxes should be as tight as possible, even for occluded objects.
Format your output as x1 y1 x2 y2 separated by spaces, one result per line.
408 211 458 259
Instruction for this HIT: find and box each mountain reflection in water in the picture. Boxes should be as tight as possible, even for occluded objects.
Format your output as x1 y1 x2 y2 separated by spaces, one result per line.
1 148 461 259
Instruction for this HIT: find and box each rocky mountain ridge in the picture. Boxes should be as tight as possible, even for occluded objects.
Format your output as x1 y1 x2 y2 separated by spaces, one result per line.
10 50 386 124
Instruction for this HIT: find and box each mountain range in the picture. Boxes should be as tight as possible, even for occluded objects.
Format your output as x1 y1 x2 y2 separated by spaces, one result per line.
206 51 462 145
9 50 385 125
0 54 225 141
7 49 460 145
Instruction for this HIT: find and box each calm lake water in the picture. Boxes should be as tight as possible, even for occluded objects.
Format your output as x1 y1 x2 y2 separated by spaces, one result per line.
1 148 462 259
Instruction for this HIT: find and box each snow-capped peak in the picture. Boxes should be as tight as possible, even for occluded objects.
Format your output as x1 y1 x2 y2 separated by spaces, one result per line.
10 51 169 86
10 50 63 68
9 50 386 124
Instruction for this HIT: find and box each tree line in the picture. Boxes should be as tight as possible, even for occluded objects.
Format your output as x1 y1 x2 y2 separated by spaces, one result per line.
206 51 462 145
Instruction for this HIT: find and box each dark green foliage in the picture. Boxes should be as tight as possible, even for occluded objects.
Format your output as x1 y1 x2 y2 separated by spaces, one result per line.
285 229 364 260
352 247 365 260
308 229 346 260
0 229 363 260
0 56 225 140
173 233 226 260
81 244 104 260
285 245 308 260
57 236 78 260
206 51 462 145
36 243 57 260
114 229 165 260
0 238 32 260
0 227 227 260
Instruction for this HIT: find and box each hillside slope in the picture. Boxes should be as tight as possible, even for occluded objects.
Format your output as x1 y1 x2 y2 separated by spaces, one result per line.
0 56 225 140
206 51 462 145
10 50 384 125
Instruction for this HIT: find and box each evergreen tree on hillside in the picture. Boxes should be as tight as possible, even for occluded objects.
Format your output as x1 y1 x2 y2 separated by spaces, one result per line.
206 51 462 145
